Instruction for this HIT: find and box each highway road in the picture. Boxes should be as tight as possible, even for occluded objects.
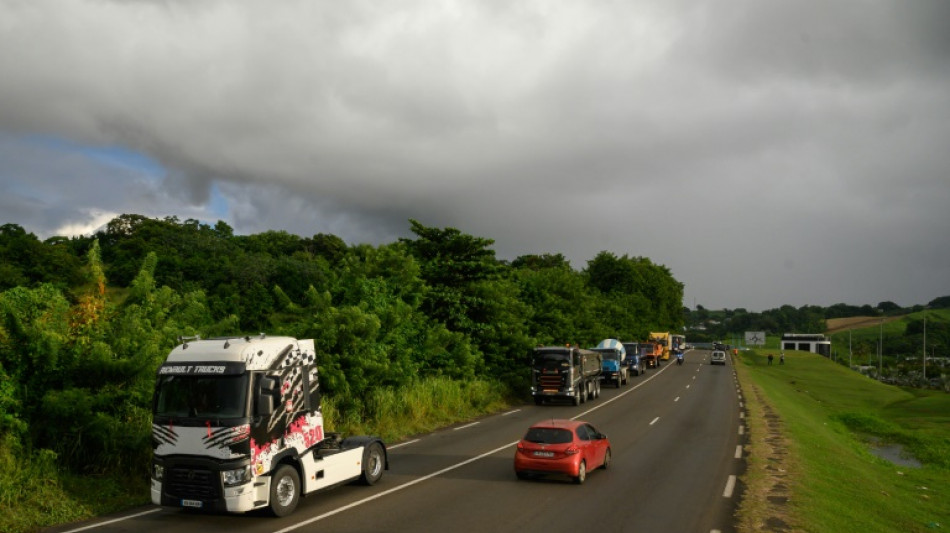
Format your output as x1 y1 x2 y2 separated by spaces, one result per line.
47 349 744 533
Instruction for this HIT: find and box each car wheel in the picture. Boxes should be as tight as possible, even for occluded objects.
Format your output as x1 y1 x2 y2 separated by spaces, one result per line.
516 471 529 480
574 460 587 485
360 442 385 485
602 448 611 470
269 464 300 517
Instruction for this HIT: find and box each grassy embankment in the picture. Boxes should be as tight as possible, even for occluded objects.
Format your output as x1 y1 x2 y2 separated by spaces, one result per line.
0 377 511 533
735 348 949 532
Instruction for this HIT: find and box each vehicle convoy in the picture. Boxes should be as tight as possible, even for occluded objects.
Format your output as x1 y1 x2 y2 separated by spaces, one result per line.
621 342 646 376
639 341 663 369
649 332 672 361
592 338 627 388
151 335 388 517
514 419 611 484
531 345 602 405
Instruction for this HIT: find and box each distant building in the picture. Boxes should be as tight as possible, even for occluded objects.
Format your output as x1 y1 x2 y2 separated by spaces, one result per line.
781 333 831 357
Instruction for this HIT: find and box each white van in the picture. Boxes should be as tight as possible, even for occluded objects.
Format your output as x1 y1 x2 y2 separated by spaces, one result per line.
710 350 727 365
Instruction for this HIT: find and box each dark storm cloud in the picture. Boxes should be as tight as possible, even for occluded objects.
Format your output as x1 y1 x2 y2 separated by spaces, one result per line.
1 0 948 310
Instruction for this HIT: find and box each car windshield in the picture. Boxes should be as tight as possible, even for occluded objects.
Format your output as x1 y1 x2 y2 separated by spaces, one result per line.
154 374 249 418
523 427 573 444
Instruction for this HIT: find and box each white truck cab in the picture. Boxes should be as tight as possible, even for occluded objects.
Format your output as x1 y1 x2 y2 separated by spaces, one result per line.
150 335 387 517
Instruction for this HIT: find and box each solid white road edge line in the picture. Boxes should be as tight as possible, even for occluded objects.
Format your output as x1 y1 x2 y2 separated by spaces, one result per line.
58 508 163 533
388 438 420 449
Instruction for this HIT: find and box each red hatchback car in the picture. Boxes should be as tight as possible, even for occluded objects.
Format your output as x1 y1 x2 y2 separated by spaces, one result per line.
514 419 611 484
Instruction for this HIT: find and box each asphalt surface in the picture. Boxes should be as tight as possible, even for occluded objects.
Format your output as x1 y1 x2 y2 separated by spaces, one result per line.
47 349 744 533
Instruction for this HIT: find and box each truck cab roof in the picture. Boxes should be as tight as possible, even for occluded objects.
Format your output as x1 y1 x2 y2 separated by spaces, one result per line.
164 336 315 371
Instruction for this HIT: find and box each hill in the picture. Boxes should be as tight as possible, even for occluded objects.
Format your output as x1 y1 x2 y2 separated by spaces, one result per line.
825 315 905 334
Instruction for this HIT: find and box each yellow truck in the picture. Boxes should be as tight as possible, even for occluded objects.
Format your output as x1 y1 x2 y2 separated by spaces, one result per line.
649 332 671 361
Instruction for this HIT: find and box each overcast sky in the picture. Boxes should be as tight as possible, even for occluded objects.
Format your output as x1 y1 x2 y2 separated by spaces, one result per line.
2 0 949 312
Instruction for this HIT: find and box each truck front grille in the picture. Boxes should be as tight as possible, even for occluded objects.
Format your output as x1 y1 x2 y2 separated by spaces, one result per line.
166 466 220 500
539 375 565 389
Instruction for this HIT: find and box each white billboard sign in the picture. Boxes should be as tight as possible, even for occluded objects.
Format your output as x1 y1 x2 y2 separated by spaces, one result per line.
745 331 766 346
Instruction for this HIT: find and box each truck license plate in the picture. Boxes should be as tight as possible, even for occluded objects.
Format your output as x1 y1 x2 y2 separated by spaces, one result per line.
533 451 554 457
181 499 203 508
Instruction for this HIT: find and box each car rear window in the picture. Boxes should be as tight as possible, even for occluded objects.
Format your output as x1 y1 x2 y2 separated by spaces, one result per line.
524 427 573 444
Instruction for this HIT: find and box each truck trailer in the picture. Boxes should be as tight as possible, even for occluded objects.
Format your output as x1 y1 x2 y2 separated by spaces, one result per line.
150 335 388 517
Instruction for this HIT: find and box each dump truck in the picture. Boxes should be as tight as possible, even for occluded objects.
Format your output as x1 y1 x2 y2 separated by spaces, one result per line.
649 332 672 361
531 345 602 406
639 341 663 368
151 335 388 517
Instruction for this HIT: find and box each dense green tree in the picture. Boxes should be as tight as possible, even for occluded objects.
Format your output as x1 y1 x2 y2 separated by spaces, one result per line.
927 296 950 309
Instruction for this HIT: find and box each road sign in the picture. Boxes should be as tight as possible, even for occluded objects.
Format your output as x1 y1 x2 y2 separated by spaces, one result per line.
745 331 765 346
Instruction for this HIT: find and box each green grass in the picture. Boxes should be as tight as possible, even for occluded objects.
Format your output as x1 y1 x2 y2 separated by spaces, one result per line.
0 443 149 533
323 376 512 442
735 349 949 532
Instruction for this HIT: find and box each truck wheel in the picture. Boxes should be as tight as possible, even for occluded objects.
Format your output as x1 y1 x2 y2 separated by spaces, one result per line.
534 396 543 405
269 464 301 517
573 389 581 406
360 442 385 485
574 460 587 485
595 380 601 398
622 371 628 385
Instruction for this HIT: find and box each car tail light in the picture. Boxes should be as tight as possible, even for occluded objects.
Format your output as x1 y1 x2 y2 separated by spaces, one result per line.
564 445 579 455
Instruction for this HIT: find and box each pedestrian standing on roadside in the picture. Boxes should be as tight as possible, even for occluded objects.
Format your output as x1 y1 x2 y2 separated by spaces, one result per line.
768 353 774 365
780 353 785 365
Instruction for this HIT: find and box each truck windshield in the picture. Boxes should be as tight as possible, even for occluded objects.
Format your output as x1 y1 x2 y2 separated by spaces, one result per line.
533 351 570 369
595 349 620 361
154 374 249 418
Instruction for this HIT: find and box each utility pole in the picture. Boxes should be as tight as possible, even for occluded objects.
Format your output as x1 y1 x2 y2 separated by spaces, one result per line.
849 329 852 370
923 316 927 381
879 318 884 379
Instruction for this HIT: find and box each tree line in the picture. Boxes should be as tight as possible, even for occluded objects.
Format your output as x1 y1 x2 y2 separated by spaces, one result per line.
0 215 684 478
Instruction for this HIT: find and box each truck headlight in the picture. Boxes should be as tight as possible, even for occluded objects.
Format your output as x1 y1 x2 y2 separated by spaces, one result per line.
153 463 164 482
221 466 251 486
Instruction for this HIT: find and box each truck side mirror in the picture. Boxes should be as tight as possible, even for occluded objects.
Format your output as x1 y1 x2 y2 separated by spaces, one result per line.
256 376 279 415
257 395 275 415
